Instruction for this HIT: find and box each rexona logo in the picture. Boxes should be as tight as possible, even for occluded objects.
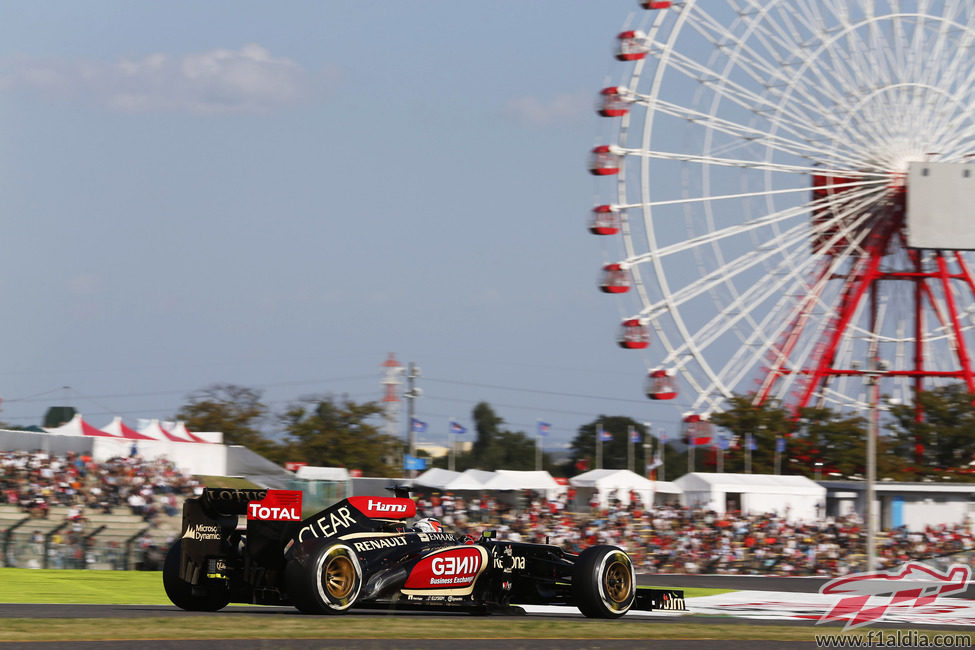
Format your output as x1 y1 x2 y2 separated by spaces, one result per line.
818 561 971 630
246 490 303 522
404 547 486 591
348 496 416 519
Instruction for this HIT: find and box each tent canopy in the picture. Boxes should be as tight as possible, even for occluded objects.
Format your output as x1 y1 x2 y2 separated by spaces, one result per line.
44 414 117 438
295 466 350 482
570 469 680 494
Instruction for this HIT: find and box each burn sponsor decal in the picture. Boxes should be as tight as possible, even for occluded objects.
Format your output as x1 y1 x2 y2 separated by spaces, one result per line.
402 546 488 595
347 496 416 519
246 490 303 522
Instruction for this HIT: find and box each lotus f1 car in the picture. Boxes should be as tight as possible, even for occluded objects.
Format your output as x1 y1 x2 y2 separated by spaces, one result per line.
163 488 686 617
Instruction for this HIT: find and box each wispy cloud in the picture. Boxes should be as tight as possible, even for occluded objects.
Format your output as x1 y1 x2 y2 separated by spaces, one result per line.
0 44 325 114
502 91 590 127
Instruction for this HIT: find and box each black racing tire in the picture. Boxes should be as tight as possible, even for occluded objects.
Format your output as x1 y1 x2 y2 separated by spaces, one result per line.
163 539 230 612
286 543 363 615
572 545 635 618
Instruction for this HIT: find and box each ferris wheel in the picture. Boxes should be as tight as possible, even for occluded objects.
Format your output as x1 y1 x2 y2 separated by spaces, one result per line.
590 1 975 427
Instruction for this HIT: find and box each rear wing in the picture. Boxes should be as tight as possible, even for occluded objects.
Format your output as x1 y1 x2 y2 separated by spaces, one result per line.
177 488 302 586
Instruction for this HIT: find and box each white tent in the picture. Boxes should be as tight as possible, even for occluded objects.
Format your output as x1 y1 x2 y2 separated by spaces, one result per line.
674 472 825 522
446 469 496 491
43 414 118 438
414 468 461 490
480 470 564 499
295 466 350 482
569 469 681 508
138 419 195 443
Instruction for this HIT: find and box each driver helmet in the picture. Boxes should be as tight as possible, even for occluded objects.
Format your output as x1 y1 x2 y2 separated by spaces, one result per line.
413 517 443 533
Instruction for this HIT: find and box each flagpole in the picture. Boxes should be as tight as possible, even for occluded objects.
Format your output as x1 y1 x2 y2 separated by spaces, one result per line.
627 425 634 473
596 421 602 470
449 417 455 472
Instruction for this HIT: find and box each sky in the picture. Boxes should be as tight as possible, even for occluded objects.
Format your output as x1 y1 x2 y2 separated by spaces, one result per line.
0 1 687 454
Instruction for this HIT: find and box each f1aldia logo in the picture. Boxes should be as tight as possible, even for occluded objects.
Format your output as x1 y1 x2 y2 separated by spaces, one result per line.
818 561 971 630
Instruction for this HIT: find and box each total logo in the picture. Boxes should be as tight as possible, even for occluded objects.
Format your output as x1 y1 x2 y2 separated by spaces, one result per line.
246 490 303 522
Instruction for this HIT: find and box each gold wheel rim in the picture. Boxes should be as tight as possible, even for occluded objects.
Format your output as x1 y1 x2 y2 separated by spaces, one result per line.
324 555 355 600
604 559 632 605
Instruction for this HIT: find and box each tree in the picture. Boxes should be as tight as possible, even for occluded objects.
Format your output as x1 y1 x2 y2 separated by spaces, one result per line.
280 395 400 477
888 384 975 479
569 416 649 474
708 395 795 474
176 384 282 461
449 402 552 471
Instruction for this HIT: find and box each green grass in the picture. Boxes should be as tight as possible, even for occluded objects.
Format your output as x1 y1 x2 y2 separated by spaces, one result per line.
0 568 732 605
0 568 169 605
0 569 968 643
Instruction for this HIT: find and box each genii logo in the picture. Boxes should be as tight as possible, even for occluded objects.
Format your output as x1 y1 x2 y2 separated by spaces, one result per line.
348 496 416 519
404 546 487 590
246 490 303 521
818 561 971 630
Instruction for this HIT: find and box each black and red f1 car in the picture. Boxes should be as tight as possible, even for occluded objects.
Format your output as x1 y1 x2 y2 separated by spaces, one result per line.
163 487 685 617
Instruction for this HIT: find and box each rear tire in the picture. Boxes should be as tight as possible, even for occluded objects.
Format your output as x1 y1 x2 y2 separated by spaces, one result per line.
286 543 363 614
572 545 635 618
163 539 230 612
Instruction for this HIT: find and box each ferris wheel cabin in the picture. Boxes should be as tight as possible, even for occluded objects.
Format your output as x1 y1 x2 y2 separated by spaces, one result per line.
599 263 631 294
645 369 677 400
616 30 649 61
640 1 672 8
589 205 621 235
681 414 713 446
618 318 649 349
597 87 630 118
589 145 621 175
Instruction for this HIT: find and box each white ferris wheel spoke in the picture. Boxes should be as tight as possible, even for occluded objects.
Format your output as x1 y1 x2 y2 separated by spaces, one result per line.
594 0 975 415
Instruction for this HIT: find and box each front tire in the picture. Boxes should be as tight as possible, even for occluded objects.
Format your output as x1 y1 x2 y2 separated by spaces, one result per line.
572 545 635 618
163 539 230 612
287 543 363 614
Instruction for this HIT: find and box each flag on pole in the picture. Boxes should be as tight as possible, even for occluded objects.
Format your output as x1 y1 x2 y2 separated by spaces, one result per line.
537 421 551 436
449 420 467 435
599 427 612 442
411 417 427 433
629 426 641 443
647 455 663 471
717 435 730 451
776 437 786 453
746 432 757 450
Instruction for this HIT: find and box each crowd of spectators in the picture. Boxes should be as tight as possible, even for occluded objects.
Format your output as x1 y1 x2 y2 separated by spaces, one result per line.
1 450 199 569
415 491 975 575
1 449 199 523
4 449 975 575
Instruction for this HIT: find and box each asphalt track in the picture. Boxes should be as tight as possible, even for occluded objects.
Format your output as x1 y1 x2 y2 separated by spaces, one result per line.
1 575 972 649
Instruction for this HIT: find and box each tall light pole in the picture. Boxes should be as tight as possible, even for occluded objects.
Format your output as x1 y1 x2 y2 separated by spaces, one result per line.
403 362 422 478
864 356 886 572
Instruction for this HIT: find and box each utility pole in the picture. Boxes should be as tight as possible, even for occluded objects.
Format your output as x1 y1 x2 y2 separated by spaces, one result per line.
403 362 422 478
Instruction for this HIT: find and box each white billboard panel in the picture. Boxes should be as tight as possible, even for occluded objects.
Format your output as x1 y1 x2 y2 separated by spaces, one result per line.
906 162 975 249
